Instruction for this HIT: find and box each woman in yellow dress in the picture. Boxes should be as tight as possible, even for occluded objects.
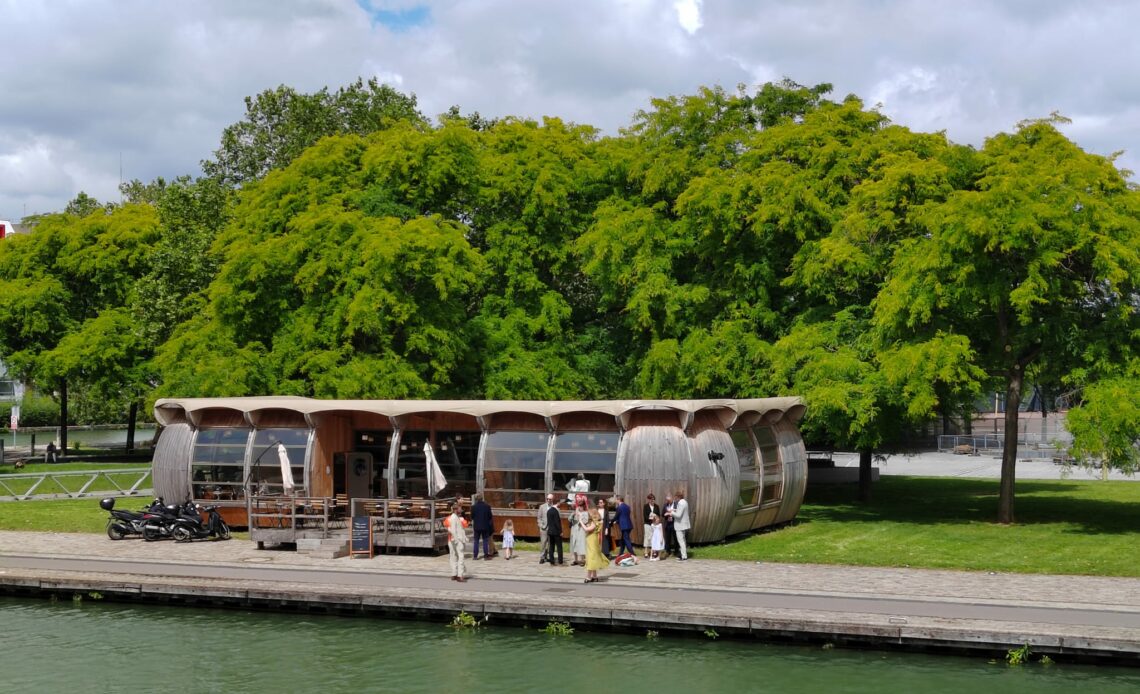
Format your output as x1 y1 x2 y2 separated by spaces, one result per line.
583 507 608 583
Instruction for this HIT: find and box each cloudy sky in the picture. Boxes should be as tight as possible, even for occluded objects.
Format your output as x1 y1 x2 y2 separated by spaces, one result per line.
2 0 1138 221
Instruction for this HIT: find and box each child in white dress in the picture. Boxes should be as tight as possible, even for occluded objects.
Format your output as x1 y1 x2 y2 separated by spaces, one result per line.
649 514 665 560
501 519 516 560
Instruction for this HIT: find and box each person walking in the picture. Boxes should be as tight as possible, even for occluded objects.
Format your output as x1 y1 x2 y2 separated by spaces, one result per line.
444 502 469 582
582 506 608 583
662 494 677 558
672 490 690 561
614 495 635 555
642 493 660 558
500 519 516 560
471 493 494 560
545 501 564 565
537 494 553 563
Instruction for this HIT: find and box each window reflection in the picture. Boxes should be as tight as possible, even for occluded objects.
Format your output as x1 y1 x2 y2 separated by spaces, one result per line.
483 431 548 508
191 427 250 501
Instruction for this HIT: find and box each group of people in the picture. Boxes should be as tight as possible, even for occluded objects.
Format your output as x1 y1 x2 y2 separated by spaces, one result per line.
540 489 692 583
442 489 691 583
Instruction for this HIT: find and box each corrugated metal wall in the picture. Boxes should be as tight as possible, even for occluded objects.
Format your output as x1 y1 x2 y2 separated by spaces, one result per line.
619 411 689 545
686 412 738 543
774 419 808 524
152 422 193 502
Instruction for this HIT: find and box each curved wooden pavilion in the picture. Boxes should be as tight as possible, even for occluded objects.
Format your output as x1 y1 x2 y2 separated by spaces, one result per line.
152 396 807 544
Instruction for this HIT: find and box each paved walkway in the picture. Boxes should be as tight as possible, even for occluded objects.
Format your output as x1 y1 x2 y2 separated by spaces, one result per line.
1 531 1138 660
832 450 1140 481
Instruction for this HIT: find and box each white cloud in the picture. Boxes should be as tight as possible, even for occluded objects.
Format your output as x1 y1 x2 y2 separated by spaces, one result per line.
675 0 703 34
0 0 1137 220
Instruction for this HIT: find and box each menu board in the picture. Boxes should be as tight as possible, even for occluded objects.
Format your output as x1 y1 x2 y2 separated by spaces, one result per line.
350 515 373 558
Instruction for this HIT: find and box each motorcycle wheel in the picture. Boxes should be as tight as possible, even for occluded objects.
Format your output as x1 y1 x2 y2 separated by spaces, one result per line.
172 526 193 543
142 526 162 542
106 522 126 541
216 523 231 541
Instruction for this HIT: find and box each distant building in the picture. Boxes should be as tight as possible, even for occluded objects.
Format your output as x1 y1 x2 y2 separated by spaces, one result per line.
0 220 27 239
0 359 17 401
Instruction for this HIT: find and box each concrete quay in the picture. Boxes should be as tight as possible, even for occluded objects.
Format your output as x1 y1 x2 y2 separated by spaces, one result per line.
1 531 1138 663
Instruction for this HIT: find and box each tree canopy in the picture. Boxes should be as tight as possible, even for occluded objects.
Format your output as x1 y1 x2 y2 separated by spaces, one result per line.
3 79 1137 524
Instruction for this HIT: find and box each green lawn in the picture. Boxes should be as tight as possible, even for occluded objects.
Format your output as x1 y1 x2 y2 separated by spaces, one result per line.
2 476 1138 577
699 476 1140 576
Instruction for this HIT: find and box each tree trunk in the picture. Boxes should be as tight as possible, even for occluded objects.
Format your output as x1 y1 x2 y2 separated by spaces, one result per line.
997 368 1023 524
126 401 138 453
59 379 68 455
858 448 873 503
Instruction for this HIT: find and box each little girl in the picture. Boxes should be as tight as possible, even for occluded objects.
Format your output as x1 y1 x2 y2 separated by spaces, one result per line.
501 519 515 560
649 513 664 560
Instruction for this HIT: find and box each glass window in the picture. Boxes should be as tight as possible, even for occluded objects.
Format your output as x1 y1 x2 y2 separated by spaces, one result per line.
191 427 250 501
355 430 393 498
738 477 760 508
754 426 782 505
731 429 758 470
248 428 308 495
483 431 549 508
395 430 431 498
551 431 617 505
435 431 479 499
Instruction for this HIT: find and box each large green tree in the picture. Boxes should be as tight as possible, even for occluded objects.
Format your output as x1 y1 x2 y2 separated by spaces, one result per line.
0 202 161 448
874 116 1140 522
202 78 425 187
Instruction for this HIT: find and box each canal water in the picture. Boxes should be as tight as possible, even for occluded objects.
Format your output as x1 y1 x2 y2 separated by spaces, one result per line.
2 597 1137 693
4 427 157 449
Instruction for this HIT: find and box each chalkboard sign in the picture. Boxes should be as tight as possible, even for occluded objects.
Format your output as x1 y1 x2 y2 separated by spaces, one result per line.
350 516 373 558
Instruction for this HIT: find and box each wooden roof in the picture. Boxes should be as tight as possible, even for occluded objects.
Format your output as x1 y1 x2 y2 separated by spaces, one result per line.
153 396 805 429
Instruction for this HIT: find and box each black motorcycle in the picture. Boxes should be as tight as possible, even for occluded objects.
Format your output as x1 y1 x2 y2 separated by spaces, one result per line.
171 504 231 542
139 498 193 541
101 497 166 540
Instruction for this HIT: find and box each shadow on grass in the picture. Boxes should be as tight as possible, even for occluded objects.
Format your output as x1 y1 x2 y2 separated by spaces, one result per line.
795 477 1140 535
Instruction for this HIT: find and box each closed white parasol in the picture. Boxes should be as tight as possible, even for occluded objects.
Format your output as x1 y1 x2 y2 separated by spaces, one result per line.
424 442 447 496
277 442 295 494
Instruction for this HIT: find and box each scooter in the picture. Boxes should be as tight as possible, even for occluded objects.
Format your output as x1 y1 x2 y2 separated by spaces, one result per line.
139 498 193 541
171 504 232 542
101 497 166 540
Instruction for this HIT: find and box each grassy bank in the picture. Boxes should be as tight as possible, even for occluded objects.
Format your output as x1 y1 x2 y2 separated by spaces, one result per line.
699 476 1140 576
2 476 1138 576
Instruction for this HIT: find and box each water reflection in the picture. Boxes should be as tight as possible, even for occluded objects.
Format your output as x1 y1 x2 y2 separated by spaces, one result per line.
2 598 1137 693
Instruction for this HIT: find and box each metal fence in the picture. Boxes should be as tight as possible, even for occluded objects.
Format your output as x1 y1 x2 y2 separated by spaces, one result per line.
0 468 152 501
938 432 1073 454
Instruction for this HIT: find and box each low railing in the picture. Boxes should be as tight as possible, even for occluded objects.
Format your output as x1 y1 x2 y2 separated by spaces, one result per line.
938 433 1072 453
0 468 152 501
247 496 345 540
350 497 454 550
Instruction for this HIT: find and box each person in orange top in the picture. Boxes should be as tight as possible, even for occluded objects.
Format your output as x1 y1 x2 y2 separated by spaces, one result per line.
445 502 469 582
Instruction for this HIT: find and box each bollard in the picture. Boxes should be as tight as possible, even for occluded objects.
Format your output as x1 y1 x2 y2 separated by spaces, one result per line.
31 433 36 456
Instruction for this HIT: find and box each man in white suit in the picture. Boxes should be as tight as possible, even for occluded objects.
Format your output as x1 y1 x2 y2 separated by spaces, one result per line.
671 490 690 561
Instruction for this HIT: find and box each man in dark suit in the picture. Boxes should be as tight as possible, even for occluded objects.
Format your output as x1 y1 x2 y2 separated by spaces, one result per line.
662 494 677 558
545 502 564 565
471 493 494 560
614 495 635 555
